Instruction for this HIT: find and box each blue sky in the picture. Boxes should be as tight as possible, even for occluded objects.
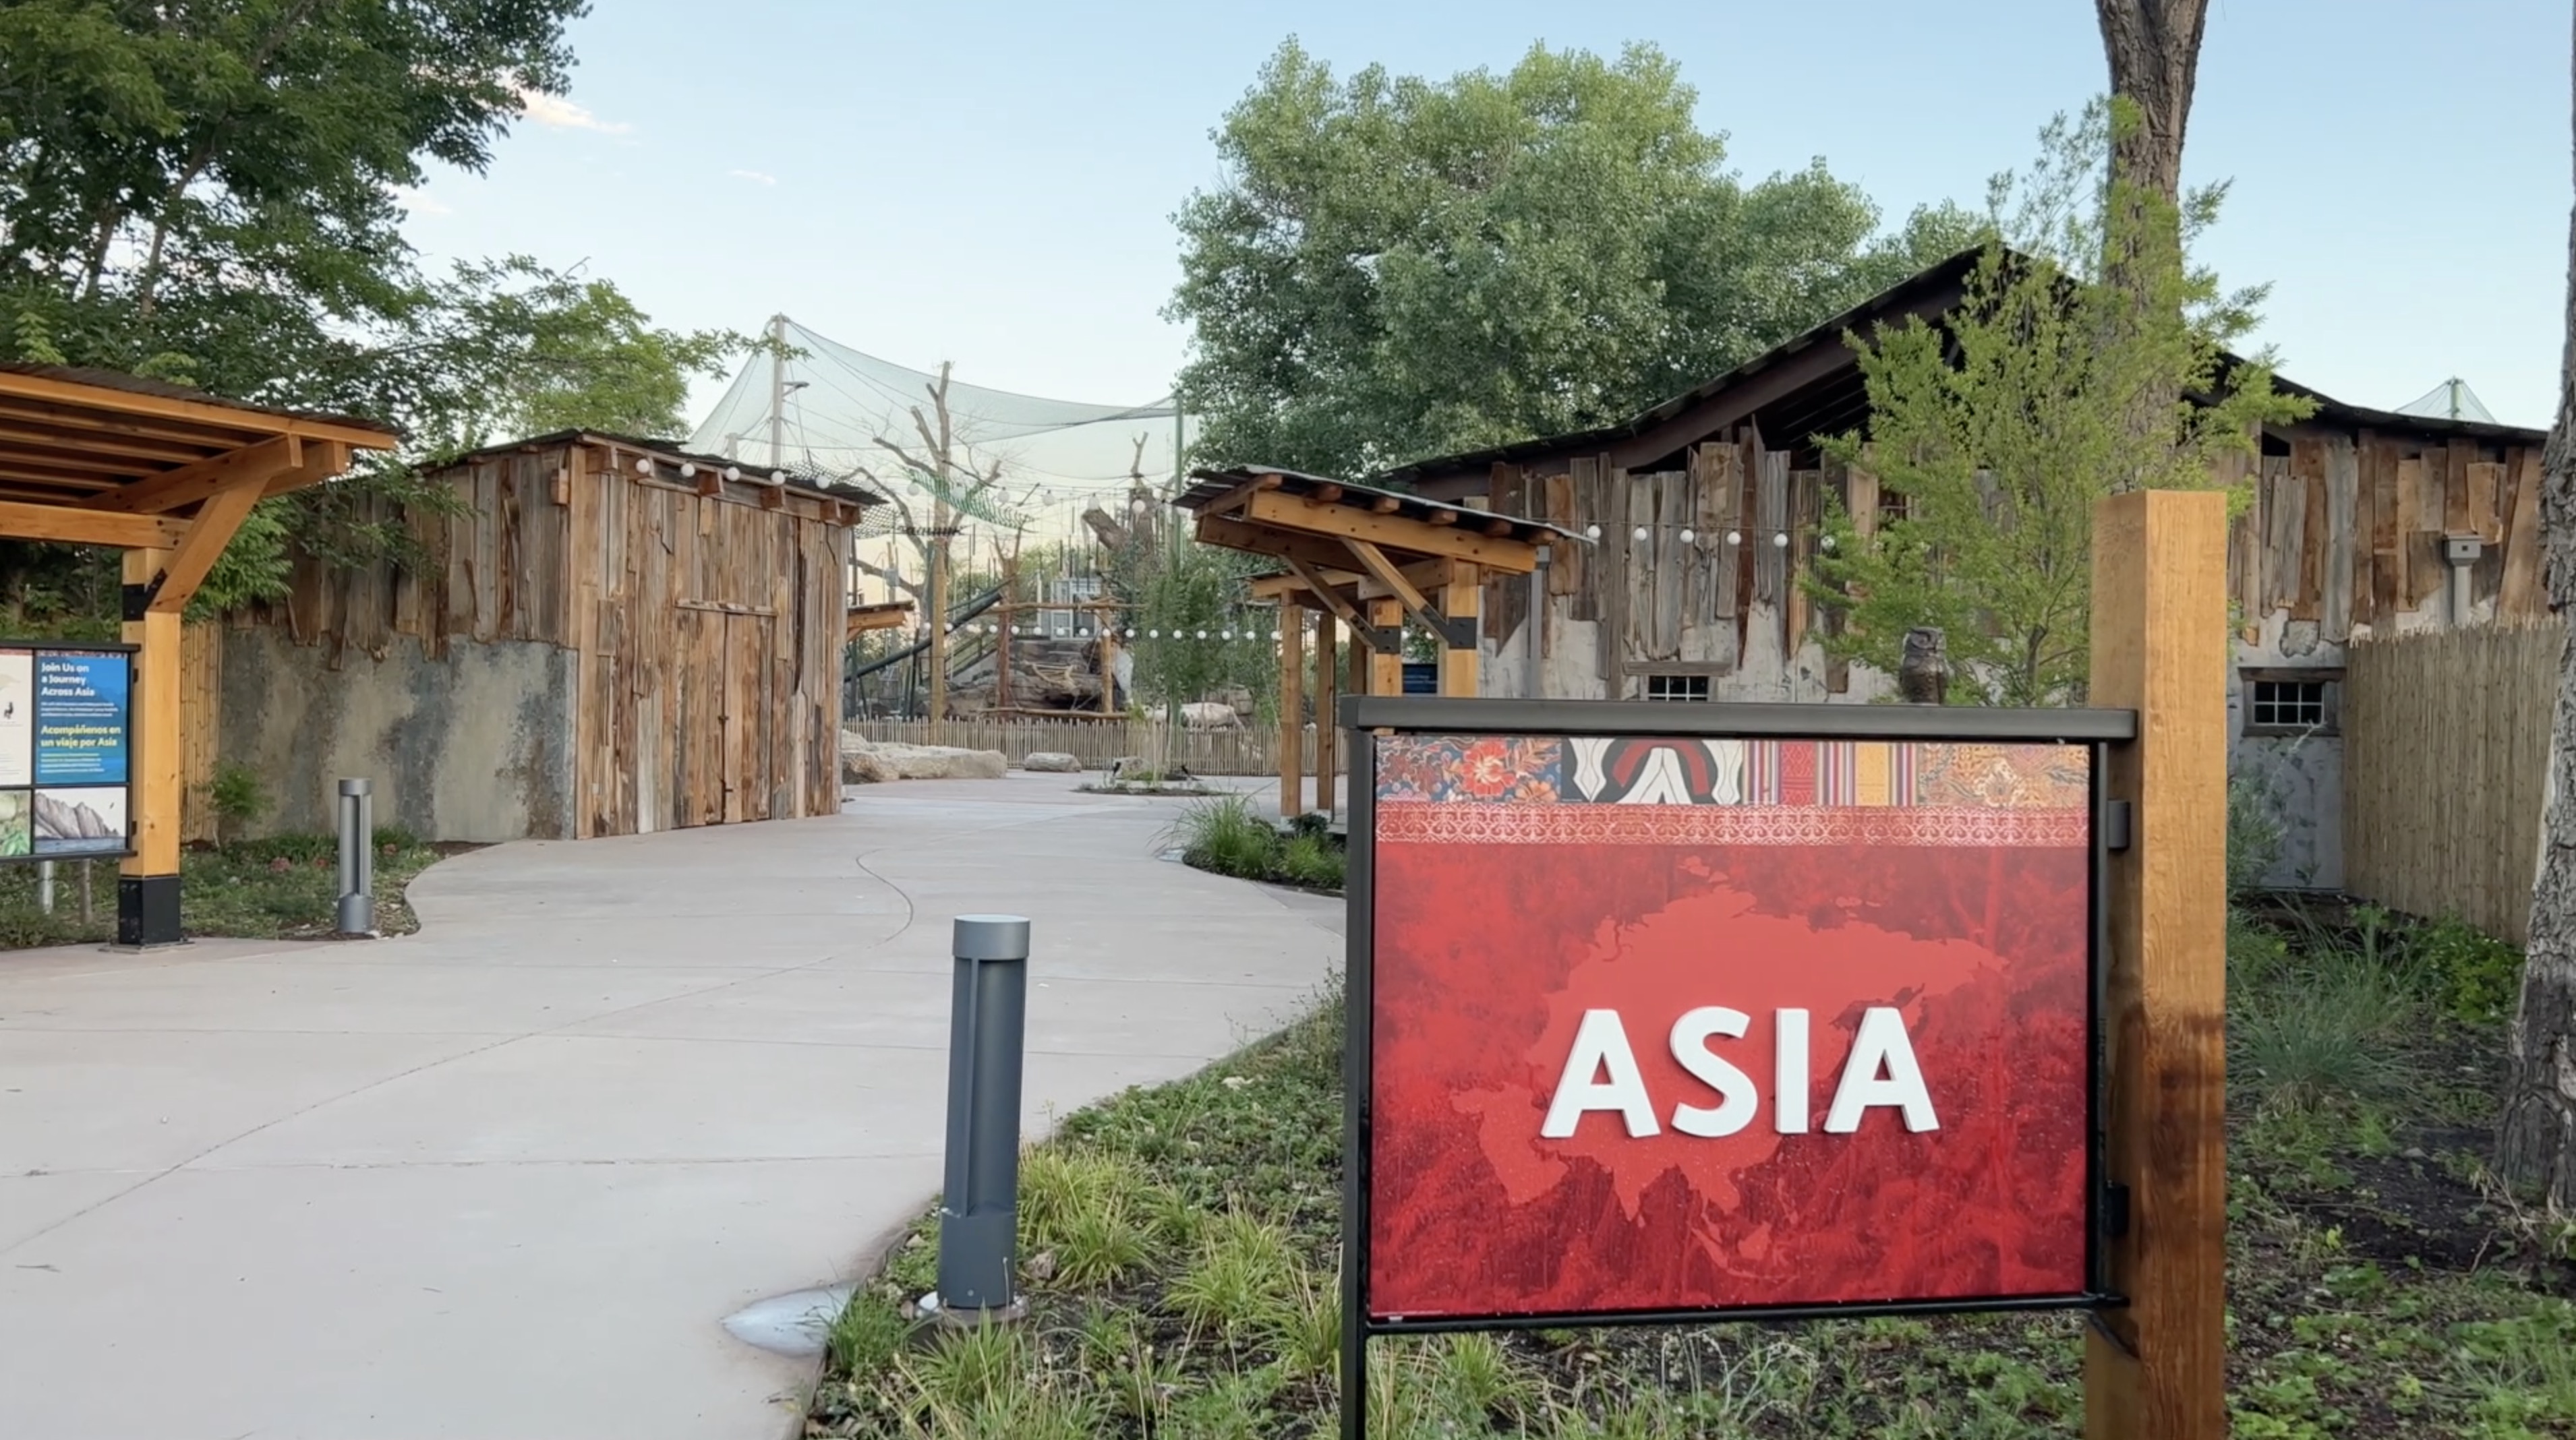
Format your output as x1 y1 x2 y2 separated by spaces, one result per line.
400 0 2571 430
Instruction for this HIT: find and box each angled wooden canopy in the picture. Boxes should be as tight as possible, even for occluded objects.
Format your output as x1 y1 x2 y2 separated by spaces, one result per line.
0 365 395 947
1175 467 1575 660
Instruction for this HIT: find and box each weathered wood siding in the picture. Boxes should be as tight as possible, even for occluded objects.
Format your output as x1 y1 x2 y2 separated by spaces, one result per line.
1482 419 2542 702
2232 430 2544 657
193 438 851 841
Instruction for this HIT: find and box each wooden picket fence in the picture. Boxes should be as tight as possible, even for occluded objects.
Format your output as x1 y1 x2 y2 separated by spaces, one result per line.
848 717 1320 777
2343 619 2563 944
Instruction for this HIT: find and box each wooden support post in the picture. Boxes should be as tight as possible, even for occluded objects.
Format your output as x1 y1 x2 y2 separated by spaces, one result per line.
1368 598 1403 697
1345 617 1366 709
119 547 183 947
1314 613 1339 821
2085 489 2229 1440
1099 626 1119 717
1279 608 1304 819
1440 560 1481 697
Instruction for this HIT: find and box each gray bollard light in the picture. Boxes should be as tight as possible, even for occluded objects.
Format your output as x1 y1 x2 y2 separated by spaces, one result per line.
927 914 1031 1323
334 779 374 936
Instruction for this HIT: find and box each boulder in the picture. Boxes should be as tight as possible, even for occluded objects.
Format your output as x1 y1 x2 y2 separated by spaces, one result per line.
1021 752 1082 773
840 731 1007 784
1179 702 1241 730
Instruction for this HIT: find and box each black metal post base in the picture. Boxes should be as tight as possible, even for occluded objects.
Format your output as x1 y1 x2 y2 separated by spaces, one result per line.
115 874 181 948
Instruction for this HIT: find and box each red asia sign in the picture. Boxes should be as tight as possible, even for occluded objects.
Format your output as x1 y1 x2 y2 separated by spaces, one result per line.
1363 731 2094 1321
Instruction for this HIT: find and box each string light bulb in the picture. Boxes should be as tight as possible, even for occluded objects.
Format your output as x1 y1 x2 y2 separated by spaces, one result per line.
1820 534 1837 552
634 456 653 475
1631 527 1650 543
1678 528 1696 544
722 466 740 482
1196 630 1208 640
678 462 697 479
1585 524 1602 540
1773 532 1790 549
1726 530 1742 546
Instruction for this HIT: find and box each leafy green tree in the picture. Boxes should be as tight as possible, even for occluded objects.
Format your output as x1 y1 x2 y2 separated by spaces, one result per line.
1169 39 1984 479
1803 102 2309 706
0 1 742 621
1130 531 1274 721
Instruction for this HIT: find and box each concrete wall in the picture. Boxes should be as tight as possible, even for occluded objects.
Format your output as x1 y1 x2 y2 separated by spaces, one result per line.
220 630 575 842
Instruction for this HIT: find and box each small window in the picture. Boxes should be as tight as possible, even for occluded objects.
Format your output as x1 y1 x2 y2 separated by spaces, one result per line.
2246 678 2336 737
1645 673 1711 702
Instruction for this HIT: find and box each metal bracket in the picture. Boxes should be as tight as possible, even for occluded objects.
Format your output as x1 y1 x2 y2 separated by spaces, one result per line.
1422 613 1479 651
2103 800 2134 853
1351 624 1403 655
120 572 167 622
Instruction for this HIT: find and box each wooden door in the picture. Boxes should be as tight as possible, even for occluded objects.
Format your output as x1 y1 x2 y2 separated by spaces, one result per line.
723 612 776 824
674 608 726 827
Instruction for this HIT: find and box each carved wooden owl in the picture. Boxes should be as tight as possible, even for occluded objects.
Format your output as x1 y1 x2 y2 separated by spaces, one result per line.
1898 626 1949 705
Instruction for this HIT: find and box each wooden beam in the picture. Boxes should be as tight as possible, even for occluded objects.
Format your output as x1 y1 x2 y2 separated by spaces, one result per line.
1440 559 1481 697
0 419 218 466
1424 508 1458 526
1371 496 1401 513
1197 513 1401 580
87 434 299 514
1279 609 1304 819
0 460 127 489
1304 483 1345 507
1200 471 1285 517
0 369 394 451
1282 555 1370 634
256 440 354 498
1343 539 1475 649
2084 489 2228 1440
1314 619 1339 822
1368 598 1404 696
0 498 188 549
0 444 153 477
1239 489 1539 573
148 479 264 613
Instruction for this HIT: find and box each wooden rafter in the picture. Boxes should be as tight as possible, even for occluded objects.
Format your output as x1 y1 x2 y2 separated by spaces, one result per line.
0 499 187 549
1281 555 1397 653
0 369 390 450
1341 538 1477 650
86 433 299 514
1200 471 1285 518
1238 488 1539 572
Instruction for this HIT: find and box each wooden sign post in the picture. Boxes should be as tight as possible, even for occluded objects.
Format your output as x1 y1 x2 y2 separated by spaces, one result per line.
2084 489 2229 1437
1329 489 2229 1439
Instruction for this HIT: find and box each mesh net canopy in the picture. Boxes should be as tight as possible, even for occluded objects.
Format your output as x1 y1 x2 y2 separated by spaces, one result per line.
688 318 1192 537
2393 378 2499 426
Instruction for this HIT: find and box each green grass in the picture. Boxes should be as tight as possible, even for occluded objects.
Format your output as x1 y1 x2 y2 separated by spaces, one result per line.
810 791 2575 1436
809 903 2576 1437
1168 794 1345 893
0 829 455 949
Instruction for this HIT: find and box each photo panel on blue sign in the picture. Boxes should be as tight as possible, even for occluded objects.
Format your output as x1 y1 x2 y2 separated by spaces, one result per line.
32 786 127 856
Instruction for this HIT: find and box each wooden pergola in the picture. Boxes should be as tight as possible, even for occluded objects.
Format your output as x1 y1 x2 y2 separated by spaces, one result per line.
1173 467 1570 820
0 365 394 945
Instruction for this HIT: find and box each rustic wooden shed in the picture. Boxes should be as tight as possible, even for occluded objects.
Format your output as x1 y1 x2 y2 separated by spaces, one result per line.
1384 247 2551 891
192 431 877 842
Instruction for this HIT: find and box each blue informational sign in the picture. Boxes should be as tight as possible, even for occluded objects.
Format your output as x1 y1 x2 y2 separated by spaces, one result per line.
34 651 129 785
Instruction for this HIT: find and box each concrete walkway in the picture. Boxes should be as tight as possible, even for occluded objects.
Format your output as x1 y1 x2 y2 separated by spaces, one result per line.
0 775 1341 1439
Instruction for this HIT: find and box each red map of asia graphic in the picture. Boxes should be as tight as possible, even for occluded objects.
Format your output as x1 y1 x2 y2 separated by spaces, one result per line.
1368 835 2089 1319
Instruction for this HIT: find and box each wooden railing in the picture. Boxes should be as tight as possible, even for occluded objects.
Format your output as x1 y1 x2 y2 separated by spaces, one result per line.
847 717 1320 777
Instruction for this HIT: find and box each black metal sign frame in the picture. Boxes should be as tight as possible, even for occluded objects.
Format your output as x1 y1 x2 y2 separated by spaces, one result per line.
1335 696 2137 1438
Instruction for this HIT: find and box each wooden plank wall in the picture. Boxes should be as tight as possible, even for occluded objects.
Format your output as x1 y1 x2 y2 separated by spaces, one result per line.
2230 430 2544 642
206 440 851 841
179 622 222 844
568 450 847 839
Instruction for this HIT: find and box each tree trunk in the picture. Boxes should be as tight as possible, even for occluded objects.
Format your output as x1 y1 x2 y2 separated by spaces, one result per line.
2095 0 2208 204
2095 0 2211 491
2496 2 2576 1206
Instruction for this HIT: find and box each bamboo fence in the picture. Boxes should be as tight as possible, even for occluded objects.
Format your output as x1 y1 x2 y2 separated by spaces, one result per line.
2342 619 2563 944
